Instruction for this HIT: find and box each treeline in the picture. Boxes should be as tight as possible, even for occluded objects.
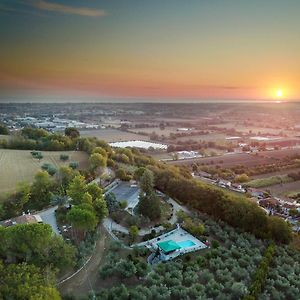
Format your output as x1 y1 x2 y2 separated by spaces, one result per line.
167 140 234 152
0 127 77 151
1 171 58 219
150 165 292 244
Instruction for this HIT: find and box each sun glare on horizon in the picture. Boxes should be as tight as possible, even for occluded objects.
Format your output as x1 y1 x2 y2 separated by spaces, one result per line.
276 89 283 98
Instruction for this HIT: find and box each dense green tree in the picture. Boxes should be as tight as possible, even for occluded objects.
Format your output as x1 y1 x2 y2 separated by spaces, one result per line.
82 192 93 205
115 168 132 181
129 285 152 300
234 173 250 183
29 171 53 209
116 259 137 278
140 169 155 196
67 175 86 204
139 192 161 220
0 261 61 300
109 284 129 300
92 147 107 157
134 167 146 180
93 197 108 221
268 217 292 244
66 207 97 235
89 153 107 174
2 223 75 270
58 166 79 191
138 169 161 220
0 123 9 135
1 182 31 218
135 261 150 277
105 192 119 213
86 183 103 201
129 225 139 243
64 127 80 139
184 217 205 237
21 127 48 140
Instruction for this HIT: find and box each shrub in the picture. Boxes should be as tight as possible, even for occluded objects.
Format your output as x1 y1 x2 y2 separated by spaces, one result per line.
69 161 79 169
60 154 69 161
119 200 128 209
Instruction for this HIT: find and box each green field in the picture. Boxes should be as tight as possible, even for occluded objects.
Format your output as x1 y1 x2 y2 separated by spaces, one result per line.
245 175 293 188
0 149 89 194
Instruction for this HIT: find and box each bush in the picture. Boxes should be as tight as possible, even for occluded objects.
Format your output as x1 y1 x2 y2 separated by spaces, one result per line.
211 240 220 249
41 163 57 176
60 154 69 161
69 161 79 169
31 151 43 159
119 200 128 209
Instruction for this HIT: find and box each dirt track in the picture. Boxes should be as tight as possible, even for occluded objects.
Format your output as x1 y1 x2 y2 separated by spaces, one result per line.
59 226 109 297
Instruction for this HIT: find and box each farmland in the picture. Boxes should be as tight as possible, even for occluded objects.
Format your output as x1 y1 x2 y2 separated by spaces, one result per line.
129 126 180 136
251 167 300 179
0 149 88 193
169 152 276 167
245 175 293 188
168 148 300 167
80 128 148 142
210 123 295 136
267 180 300 199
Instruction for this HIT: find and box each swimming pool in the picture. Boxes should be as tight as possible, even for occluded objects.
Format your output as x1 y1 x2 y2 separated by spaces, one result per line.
178 240 196 248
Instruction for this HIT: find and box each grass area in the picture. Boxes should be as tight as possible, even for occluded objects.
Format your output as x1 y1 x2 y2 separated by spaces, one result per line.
284 190 300 198
245 175 293 188
0 149 89 194
0 134 12 141
80 128 148 142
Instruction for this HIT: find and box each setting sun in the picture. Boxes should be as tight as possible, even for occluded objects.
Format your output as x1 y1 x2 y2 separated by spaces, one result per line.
276 89 283 98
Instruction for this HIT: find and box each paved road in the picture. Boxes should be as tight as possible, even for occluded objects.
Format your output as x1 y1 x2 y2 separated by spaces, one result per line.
38 205 60 235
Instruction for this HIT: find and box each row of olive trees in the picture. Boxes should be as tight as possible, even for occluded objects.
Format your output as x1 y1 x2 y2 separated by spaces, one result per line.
95 218 267 300
262 245 300 300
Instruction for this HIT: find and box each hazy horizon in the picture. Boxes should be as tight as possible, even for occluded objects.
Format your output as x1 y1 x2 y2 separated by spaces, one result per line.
0 95 299 104
1 0 299 101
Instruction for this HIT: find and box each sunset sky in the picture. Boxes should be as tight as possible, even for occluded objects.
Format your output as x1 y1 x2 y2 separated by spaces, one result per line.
0 0 299 101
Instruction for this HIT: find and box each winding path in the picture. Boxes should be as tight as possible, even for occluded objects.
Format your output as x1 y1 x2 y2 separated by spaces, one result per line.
58 226 109 296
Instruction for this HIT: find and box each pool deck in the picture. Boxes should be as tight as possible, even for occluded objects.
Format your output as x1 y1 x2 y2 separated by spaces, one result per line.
137 226 208 262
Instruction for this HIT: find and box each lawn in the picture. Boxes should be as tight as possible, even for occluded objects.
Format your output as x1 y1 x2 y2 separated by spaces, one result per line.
0 149 89 194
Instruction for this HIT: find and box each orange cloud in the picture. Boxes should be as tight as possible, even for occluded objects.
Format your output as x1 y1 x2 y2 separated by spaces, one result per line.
30 0 106 17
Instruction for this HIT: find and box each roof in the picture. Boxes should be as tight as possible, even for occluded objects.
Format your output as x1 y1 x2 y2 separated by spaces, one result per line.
158 240 181 253
14 215 38 224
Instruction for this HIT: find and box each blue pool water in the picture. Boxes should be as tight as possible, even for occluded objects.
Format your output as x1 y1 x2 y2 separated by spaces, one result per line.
178 240 196 248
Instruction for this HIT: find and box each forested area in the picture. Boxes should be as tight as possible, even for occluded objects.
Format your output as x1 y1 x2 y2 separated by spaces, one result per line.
150 165 292 244
0 223 76 299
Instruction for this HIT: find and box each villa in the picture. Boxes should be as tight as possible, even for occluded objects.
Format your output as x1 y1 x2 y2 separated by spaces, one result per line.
138 226 208 264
